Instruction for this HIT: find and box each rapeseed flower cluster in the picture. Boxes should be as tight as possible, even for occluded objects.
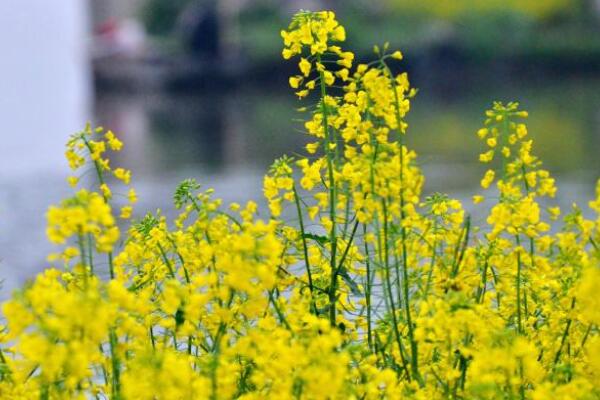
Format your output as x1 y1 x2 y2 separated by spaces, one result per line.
1 10 600 399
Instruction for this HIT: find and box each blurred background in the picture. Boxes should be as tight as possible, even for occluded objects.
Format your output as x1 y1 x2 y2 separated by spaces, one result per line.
1 0 599 294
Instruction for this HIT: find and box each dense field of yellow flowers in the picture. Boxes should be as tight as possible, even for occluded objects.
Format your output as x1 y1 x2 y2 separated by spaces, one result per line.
1 11 600 399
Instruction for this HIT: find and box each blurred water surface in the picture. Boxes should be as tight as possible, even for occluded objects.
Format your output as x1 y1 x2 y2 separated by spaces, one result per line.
0 2 599 297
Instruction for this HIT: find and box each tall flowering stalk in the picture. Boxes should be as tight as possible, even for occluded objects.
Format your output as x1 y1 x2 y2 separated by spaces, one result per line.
0 10 599 399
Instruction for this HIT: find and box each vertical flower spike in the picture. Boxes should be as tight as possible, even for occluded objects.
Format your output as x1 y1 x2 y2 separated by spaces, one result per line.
264 156 295 218
49 127 137 274
476 102 556 239
281 11 352 98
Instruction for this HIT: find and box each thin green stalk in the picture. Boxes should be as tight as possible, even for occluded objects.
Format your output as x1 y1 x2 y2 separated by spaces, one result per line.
422 248 437 299
422 222 438 299
393 252 403 311
382 59 422 384
317 55 338 325
210 353 219 400
381 199 411 380
574 324 593 358
519 360 526 400
450 216 471 280
490 265 502 307
521 164 536 326
333 220 359 281
292 185 316 314
553 297 576 367
362 224 374 353
108 252 115 280
77 232 87 270
476 249 492 304
109 329 121 399
0 349 9 381
166 236 191 284
269 290 291 330
342 188 351 237
150 327 156 350
515 235 524 334
80 231 91 287
87 234 95 274
157 242 176 279
40 384 49 400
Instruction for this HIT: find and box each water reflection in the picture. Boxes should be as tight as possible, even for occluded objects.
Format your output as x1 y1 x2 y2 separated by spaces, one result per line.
408 78 600 176
94 78 600 193
94 90 309 176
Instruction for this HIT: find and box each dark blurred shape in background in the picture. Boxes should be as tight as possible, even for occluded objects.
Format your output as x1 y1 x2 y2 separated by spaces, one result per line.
180 2 221 58
87 0 600 177
90 0 600 91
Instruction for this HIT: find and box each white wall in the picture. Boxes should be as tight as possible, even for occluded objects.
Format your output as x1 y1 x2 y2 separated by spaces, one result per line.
0 0 92 294
0 0 91 177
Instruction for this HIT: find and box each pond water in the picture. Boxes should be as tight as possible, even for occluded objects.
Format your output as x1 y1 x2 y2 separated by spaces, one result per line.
96 76 600 192
1 2 599 297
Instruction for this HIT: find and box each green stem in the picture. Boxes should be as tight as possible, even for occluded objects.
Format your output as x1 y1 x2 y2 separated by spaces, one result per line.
292 185 316 314
515 234 524 334
476 249 493 304
167 236 191 284
87 234 95 274
362 224 374 353
317 55 338 325
450 216 471 280
381 199 411 380
574 324 593 358
269 290 291 330
553 297 576 367
423 241 437 299
109 329 121 399
382 59 422 384
157 242 176 279
77 232 87 270
519 360 526 400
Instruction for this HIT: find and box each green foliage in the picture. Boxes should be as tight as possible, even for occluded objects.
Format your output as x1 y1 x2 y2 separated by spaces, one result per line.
141 0 192 35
